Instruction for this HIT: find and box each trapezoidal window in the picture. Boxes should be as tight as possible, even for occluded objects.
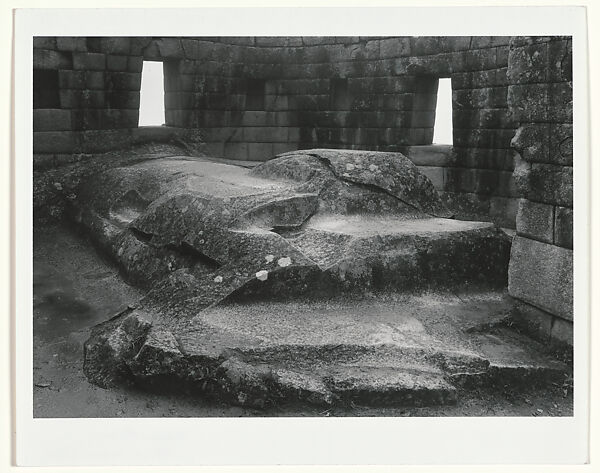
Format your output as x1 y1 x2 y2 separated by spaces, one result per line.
432 78 453 145
138 61 165 126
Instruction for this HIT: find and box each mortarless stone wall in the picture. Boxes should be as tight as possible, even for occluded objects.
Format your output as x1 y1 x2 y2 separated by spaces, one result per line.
506 36 573 345
33 36 533 227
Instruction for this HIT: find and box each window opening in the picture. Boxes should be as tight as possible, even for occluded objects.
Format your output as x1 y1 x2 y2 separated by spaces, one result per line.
432 78 453 144
138 61 165 126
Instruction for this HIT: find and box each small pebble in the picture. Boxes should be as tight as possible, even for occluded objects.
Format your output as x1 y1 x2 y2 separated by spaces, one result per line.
265 254 274 263
346 163 355 171
213 275 223 283
369 164 378 172
277 257 292 267
256 270 269 281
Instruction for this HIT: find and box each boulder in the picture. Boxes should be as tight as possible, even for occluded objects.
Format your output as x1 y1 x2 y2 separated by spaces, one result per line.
71 151 519 404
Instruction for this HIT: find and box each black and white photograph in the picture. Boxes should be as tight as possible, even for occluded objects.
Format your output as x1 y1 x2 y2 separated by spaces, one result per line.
10 5 594 468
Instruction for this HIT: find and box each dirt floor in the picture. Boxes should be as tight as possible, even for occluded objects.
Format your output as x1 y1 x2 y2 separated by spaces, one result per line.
33 224 573 418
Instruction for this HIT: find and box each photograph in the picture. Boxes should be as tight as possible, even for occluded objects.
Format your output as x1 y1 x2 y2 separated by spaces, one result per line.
31 33 575 419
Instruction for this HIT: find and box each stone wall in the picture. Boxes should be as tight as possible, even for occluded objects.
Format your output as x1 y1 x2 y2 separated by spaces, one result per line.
33 36 520 226
506 36 573 345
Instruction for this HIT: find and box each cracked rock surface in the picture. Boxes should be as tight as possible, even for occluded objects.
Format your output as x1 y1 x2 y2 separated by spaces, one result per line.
67 149 564 407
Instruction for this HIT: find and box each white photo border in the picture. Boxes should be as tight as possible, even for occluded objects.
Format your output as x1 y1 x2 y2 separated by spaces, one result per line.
13 6 591 467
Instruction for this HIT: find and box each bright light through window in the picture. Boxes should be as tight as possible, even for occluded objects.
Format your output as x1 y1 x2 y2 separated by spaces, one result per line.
138 61 165 126
433 78 453 145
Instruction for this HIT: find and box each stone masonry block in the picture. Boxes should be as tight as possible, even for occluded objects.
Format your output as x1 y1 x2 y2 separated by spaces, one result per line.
441 36 472 51
511 300 553 343
33 131 78 153
471 36 511 48
124 37 151 55
33 153 56 170
489 196 518 229
127 56 143 72
452 147 515 171
106 91 140 109
78 129 133 153
554 206 573 249
224 142 249 161
106 55 129 71
105 72 142 91
513 158 572 207
507 43 548 84
477 108 517 129
403 145 454 167
453 128 513 149
34 49 72 69
516 199 554 244
510 36 555 47
547 82 573 123
549 124 573 166
240 111 271 127
551 316 573 346
71 109 139 131
56 37 88 52
403 54 452 77
272 142 297 156
99 37 131 54
511 124 572 166
548 39 572 82
242 127 288 143
507 84 548 122
450 72 472 90
72 52 106 71
247 142 274 161
467 69 499 89
288 128 300 142
222 37 256 46
465 49 497 71
57 70 86 89
453 88 507 110
410 37 442 56
417 166 445 190
445 168 475 193
59 90 105 109
156 38 185 58
33 37 56 50
379 38 411 58
58 71 105 90
495 47 509 68
203 140 225 158
508 236 573 320
33 109 72 132
510 125 549 164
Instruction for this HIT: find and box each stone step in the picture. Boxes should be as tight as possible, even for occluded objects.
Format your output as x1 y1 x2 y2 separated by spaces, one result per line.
84 292 569 408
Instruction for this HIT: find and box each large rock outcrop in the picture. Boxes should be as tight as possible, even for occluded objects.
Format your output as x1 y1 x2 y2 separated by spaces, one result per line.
66 149 543 407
